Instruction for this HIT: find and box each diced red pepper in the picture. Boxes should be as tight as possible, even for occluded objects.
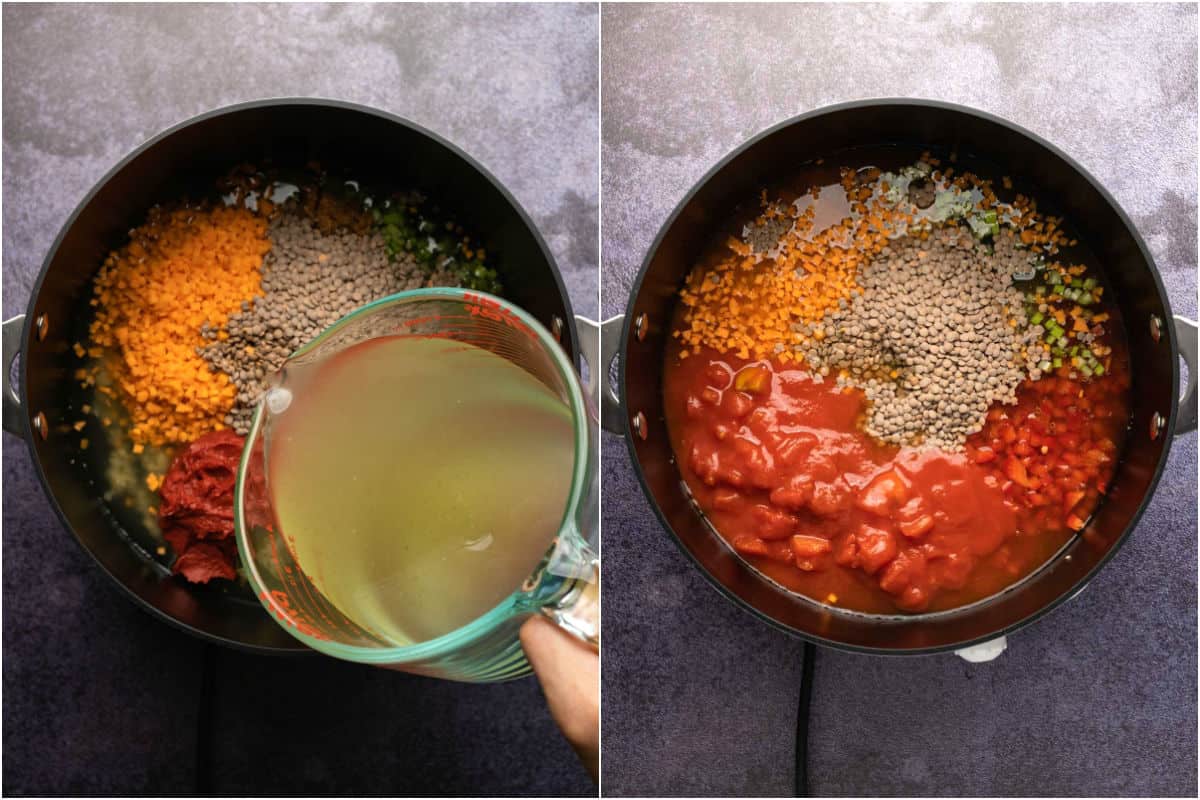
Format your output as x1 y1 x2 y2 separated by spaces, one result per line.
1062 489 1086 513
971 445 996 464
1004 456 1038 489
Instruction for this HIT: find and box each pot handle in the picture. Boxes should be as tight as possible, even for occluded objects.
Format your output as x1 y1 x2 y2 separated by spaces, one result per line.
955 636 1007 662
1174 316 1197 435
599 315 624 434
578 314 624 434
2 315 25 436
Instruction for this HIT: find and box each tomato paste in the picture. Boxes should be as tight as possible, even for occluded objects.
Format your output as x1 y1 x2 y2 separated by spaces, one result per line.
158 429 245 583
663 348 1127 614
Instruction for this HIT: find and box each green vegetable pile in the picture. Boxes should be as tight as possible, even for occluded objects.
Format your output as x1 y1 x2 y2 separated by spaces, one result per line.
877 157 1115 384
373 203 503 295
1024 266 1111 379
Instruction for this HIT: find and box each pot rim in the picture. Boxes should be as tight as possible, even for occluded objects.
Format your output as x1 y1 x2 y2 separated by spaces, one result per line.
18 97 577 654
618 96 1181 655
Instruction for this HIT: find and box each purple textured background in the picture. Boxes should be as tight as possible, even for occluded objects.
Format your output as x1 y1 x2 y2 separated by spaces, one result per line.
2 4 597 796
600 4 1197 796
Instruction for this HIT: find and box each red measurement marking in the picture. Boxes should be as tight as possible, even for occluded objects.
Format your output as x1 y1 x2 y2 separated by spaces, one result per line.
463 297 538 341
396 314 444 329
263 535 332 641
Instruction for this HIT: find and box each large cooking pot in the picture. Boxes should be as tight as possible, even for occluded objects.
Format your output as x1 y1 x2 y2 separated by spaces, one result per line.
2 99 595 654
602 99 1197 656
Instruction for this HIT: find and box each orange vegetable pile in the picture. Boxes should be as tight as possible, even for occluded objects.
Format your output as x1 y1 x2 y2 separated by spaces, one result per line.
86 205 270 446
676 171 911 363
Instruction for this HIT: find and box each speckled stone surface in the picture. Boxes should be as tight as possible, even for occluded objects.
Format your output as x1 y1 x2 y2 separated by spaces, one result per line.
600 3 1197 797
2 4 596 796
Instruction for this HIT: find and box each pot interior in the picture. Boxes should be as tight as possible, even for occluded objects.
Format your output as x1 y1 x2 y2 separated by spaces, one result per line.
622 101 1178 652
20 101 576 652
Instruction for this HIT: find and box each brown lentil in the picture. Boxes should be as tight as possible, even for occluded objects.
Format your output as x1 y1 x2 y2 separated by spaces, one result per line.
200 205 457 433
805 226 1040 450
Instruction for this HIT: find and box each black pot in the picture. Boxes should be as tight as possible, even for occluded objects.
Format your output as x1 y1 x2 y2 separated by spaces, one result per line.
603 99 1197 655
2 99 585 654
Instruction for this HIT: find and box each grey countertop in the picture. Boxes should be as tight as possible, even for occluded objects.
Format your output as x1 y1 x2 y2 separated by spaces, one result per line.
600 3 1197 796
2 4 597 796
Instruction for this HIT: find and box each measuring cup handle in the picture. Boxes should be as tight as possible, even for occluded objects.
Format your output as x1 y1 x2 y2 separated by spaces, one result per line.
541 561 600 647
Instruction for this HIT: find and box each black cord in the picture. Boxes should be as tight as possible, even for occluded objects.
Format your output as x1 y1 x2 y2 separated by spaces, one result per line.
794 641 817 797
196 644 217 795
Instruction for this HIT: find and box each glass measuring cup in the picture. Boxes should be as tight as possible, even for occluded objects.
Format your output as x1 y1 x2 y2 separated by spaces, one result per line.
234 288 598 682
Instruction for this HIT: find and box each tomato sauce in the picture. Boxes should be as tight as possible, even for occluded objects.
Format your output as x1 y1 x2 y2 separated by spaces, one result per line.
663 345 1129 614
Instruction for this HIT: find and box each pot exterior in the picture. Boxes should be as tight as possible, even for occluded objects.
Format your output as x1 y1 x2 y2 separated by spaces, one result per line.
620 100 1181 653
16 100 578 653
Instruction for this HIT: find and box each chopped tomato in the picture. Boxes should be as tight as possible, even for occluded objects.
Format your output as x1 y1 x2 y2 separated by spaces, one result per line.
791 534 832 557
855 524 898 575
665 343 1128 616
809 481 850 516
897 514 934 539
732 535 769 556
751 503 798 540
769 480 813 509
855 470 909 515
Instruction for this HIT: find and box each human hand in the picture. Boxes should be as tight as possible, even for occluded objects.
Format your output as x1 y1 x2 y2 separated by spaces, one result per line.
520 615 599 782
